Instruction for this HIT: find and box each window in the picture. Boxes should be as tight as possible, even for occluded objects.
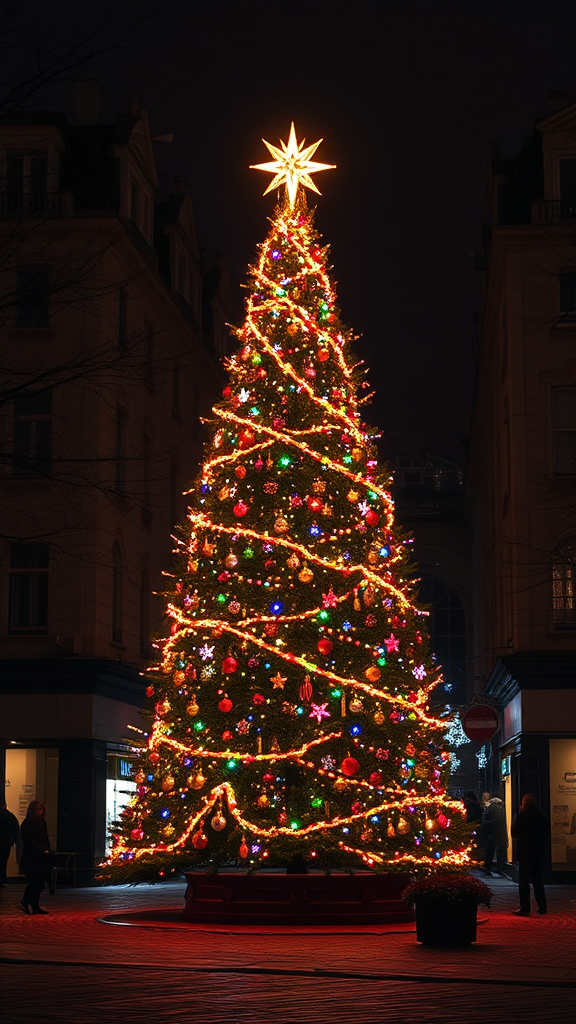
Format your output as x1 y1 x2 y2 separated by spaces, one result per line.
115 408 127 494
12 390 52 476
118 289 128 352
552 387 576 474
559 159 576 219
553 542 575 628
8 543 49 634
16 267 49 327
112 542 123 643
418 576 466 703
6 152 48 213
139 564 151 657
130 177 141 226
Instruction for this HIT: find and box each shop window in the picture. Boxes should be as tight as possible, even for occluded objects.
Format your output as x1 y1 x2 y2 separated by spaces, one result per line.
418 576 466 703
552 387 576 474
112 541 123 643
553 541 575 628
16 267 50 327
8 543 49 634
12 389 52 476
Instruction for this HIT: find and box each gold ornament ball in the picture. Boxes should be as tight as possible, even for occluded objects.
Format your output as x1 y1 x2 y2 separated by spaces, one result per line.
225 553 238 569
287 553 300 569
257 794 270 808
211 813 227 832
352 448 363 461
189 773 206 790
365 666 381 683
333 778 348 793
397 816 411 834
162 775 175 792
173 670 186 684
425 817 436 831
373 711 385 725
368 551 379 564
134 769 145 785
349 699 363 714
298 567 314 583
186 699 199 716
274 516 290 534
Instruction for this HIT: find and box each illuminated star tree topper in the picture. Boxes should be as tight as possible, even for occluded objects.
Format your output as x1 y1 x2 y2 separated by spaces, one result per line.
250 122 336 208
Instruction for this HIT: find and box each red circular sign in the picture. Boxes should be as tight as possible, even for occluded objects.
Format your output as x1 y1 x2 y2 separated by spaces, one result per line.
462 704 499 742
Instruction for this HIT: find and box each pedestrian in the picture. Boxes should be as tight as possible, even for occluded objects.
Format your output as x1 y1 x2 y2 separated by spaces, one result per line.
484 793 507 875
19 800 52 915
511 793 548 916
0 801 20 886
462 790 482 824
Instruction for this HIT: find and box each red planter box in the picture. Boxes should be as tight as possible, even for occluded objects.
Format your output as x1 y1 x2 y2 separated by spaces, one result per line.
183 871 414 925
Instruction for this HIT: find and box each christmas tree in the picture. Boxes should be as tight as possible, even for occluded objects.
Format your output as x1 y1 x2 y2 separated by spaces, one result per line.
102 125 470 884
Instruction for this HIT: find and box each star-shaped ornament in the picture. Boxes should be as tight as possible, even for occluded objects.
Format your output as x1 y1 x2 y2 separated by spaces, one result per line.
250 123 335 208
270 671 287 689
322 587 338 609
309 702 331 723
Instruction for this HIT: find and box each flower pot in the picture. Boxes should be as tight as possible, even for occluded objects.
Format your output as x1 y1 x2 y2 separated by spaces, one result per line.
415 898 478 946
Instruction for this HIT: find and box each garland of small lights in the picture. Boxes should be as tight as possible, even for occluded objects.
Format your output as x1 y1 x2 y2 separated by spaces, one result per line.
101 125 472 883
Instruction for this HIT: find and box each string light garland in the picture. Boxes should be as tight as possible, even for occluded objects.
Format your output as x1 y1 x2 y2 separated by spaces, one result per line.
100 128 472 885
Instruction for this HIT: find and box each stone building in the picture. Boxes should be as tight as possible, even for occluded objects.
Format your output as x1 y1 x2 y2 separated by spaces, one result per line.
0 86 230 880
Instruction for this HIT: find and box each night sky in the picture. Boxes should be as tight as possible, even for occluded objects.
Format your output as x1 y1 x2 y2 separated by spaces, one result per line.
8 0 576 461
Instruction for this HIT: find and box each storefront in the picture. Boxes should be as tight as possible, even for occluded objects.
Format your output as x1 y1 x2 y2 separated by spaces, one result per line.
483 651 576 881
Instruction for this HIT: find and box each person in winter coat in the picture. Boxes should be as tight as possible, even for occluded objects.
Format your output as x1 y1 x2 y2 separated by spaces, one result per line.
19 801 52 915
511 793 548 915
0 801 20 885
484 794 507 875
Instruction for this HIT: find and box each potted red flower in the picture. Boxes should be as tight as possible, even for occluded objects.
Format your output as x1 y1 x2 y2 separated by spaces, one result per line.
402 873 492 946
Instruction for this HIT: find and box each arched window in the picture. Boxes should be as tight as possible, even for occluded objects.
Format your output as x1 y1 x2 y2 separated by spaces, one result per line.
139 563 151 657
418 576 466 703
553 541 575 628
112 541 123 643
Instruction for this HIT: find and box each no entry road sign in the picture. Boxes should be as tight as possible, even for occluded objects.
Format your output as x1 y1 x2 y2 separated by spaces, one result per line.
462 704 499 742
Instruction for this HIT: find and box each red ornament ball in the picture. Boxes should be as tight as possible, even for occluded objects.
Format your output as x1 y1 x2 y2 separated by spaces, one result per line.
222 656 238 674
253 693 265 705
369 771 384 787
222 386 232 398
264 622 278 637
233 500 249 517
192 831 208 850
408 691 418 703
130 826 144 841
317 348 330 362
341 756 360 777
307 495 323 512
149 751 160 763
222 729 234 741
238 429 255 448
218 697 233 713
365 510 380 527
145 685 154 698
235 465 247 479
317 638 333 655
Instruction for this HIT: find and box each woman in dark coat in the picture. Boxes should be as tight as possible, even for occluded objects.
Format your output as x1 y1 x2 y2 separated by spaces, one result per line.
19 800 52 915
511 793 548 915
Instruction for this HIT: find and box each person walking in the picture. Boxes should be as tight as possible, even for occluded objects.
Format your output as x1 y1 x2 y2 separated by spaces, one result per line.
484 794 507 875
0 801 20 886
511 793 548 916
19 801 52 915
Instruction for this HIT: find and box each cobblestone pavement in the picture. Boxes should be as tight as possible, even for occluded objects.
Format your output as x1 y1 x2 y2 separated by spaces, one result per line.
1 872 575 1023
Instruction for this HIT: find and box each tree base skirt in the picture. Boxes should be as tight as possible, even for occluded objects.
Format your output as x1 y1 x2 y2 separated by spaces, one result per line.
415 899 478 945
183 871 414 925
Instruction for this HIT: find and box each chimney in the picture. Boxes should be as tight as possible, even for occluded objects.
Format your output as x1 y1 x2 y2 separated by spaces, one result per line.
72 80 104 125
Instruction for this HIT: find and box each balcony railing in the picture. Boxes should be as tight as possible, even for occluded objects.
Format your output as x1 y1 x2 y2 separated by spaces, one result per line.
0 191 73 217
532 198 576 224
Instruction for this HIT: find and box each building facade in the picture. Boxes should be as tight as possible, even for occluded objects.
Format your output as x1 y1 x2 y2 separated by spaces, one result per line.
468 94 576 878
0 87 230 879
